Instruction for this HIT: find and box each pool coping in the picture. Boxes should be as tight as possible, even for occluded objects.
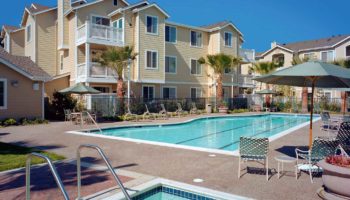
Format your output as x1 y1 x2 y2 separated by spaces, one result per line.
103 178 253 200
66 113 320 156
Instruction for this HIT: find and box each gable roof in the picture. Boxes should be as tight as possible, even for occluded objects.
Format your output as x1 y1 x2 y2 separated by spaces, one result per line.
67 0 130 15
280 34 350 52
132 3 170 18
108 0 149 17
27 3 52 14
201 20 243 37
258 45 294 58
1 25 21 38
0 48 51 81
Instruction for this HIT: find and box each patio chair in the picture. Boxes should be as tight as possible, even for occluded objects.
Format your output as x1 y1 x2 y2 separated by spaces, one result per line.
175 103 188 117
335 122 350 156
159 104 169 119
238 137 269 181
64 109 72 121
190 103 200 115
143 104 157 120
295 137 339 183
320 111 340 134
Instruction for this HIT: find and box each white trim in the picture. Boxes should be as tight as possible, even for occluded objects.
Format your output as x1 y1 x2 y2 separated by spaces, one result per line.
166 21 209 32
145 49 158 70
259 45 294 58
136 14 140 81
107 1 149 17
4 33 10 52
139 79 165 84
189 30 203 48
224 31 233 48
69 0 130 13
142 85 155 99
165 55 177 74
165 25 177 44
145 15 159 35
133 3 170 18
216 22 244 37
161 86 177 98
41 82 45 119
165 81 210 85
189 58 202 76
0 78 7 110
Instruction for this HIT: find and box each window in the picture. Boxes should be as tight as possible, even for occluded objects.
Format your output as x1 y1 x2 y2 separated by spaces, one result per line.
60 55 64 70
26 25 31 42
304 52 316 60
146 50 158 69
113 0 118 6
143 86 154 99
272 53 285 66
162 87 176 99
346 46 350 57
190 59 202 75
146 16 158 34
191 88 202 99
92 16 110 26
321 51 334 62
165 56 176 73
190 31 202 47
224 32 232 47
165 26 176 43
0 79 7 109
113 18 124 29
224 67 232 74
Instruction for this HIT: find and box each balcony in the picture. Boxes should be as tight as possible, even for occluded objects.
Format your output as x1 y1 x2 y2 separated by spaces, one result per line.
239 49 255 63
76 22 124 46
238 74 255 88
77 62 117 83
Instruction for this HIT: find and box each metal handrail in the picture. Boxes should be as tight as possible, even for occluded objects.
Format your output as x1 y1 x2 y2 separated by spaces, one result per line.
76 144 131 200
26 153 69 200
86 112 102 133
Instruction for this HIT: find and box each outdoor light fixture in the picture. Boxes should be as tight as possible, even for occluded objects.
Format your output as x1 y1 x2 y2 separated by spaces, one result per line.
33 82 39 91
11 80 19 87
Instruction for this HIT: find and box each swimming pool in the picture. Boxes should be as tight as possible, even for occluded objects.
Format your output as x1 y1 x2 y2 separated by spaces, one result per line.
74 114 314 154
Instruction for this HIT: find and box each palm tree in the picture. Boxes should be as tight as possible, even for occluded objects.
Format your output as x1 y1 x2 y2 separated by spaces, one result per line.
198 53 233 101
291 56 309 113
332 59 350 113
97 46 137 98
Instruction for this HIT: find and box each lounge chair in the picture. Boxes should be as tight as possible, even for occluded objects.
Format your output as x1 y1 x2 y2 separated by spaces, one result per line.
320 111 340 134
238 137 269 181
64 109 72 121
335 122 350 156
295 137 339 183
175 103 188 117
190 103 200 115
143 104 157 120
124 106 140 121
158 104 168 119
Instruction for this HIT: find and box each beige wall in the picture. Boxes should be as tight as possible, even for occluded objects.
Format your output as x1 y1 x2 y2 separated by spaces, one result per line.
258 47 294 67
24 15 36 61
9 30 25 56
45 75 70 100
335 39 350 59
0 63 43 120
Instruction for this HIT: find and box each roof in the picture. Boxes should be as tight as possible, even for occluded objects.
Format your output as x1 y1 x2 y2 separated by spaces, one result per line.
108 0 149 17
1 25 21 37
27 3 51 14
201 21 230 29
132 3 170 18
0 48 51 81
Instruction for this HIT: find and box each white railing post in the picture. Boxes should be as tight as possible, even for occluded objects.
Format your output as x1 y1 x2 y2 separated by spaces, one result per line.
85 20 90 40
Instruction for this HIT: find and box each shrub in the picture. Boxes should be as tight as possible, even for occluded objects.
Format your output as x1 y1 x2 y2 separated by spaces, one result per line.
3 118 17 126
229 109 249 114
47 91 77 120
19 118 49 126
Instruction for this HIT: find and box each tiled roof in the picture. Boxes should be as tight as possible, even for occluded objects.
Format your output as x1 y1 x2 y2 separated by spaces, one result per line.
201 21 230 29
0 48 51 81
280 34 350 52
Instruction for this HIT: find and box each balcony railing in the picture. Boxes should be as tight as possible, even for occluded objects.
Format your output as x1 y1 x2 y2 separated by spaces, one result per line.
76 22 124 46
77 62 117 80
238 74 255 87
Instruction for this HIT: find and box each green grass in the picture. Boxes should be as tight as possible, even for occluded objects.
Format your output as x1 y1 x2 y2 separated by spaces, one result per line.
0 142 65 172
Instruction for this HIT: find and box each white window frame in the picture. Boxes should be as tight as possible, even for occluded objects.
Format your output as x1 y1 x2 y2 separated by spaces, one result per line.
165 55 177 74
26 25 32 42
145 15 159 35
320 50 335 62
161 86 177 99
346 45 350 58
190 58 202 76
145 50 158 69
0 78 7 110
112 17 124 29
190 87 202 98
224 31 233 47
190 30 203 48
165 25 177 44
142 85 155 99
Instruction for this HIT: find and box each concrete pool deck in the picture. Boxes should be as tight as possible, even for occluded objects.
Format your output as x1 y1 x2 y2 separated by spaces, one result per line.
0 113 327 199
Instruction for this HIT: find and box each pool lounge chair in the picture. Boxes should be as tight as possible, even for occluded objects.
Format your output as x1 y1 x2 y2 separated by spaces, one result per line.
238 137 269 181
175 103 188 117
335 122 350 156
190 103 201 115
143 104 157 120
125 106 140 121
320 111 340 134
159 104 169 119
295 137 339 183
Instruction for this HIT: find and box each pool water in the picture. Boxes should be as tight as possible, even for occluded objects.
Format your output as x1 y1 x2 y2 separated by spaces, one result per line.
132 186 214 200
89 114 311 152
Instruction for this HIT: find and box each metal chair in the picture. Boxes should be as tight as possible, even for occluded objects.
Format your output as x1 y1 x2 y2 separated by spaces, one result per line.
238 137 269 181
63 109 72 121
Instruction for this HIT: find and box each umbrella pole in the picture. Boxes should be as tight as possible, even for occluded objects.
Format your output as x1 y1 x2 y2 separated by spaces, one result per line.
309 81 315 148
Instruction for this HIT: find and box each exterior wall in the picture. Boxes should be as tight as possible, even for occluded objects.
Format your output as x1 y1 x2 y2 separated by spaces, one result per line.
9 30 25 56
0 63 43 120
258 47 294 67
335 39 350 59
24 15 36 61
36 10 57 76
208 31 220 54
45 75 70 100
137 7 166 83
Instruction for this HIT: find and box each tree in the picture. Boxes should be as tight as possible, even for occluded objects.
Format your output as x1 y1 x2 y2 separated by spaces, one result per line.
97 46 137 98
292 56 309 113
332 59 350 113
198 53 233 101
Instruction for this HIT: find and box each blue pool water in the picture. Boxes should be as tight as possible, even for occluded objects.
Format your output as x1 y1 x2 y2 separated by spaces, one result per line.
89 114 311 152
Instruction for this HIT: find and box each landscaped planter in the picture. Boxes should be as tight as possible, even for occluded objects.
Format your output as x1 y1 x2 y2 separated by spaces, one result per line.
318 159 350 198
218 107 228 113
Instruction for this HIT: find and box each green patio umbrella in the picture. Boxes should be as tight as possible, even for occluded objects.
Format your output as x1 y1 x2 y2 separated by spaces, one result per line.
254 61 350 147
59 83 101 95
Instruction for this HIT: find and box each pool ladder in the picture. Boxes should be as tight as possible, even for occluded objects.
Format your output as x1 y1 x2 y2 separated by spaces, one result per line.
25 144 131 200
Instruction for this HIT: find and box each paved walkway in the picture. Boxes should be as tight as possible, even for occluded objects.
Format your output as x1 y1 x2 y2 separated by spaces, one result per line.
0 113 327 200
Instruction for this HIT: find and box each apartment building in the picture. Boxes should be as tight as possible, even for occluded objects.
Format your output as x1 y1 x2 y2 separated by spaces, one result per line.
1 0 255 101
256 35 350 98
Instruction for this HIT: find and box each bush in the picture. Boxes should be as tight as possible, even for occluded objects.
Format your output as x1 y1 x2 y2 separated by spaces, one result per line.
46 91 77 120
229 109 249 114
19 118 49 126
3 118 17 126
102 116 124 122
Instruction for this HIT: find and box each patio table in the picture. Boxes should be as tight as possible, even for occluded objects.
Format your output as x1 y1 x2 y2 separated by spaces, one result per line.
274 156 297 179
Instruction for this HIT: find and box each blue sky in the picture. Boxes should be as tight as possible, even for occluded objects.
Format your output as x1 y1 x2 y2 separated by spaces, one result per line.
1 0 349 52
